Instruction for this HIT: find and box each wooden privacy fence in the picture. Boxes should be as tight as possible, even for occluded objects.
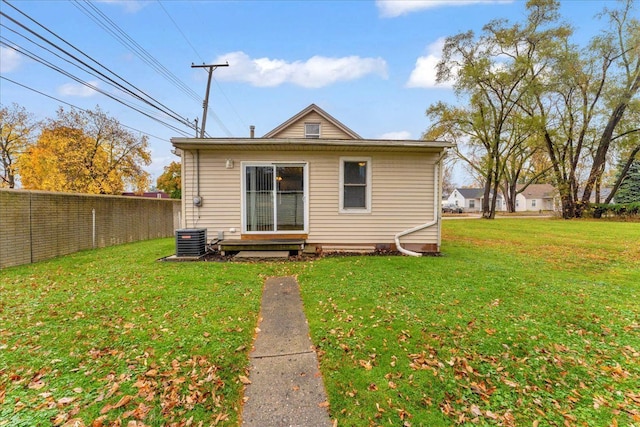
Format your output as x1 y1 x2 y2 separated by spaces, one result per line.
0 189 181 269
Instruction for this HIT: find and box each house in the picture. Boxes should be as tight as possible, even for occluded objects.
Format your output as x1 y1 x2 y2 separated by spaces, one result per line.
122 191 170 199
170 104 452 255
447 188 504 212
514 184 556 211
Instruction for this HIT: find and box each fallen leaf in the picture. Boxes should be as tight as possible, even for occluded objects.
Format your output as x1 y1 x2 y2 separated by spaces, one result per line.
318 401 330 408
238 375 251 385
29 380 46 390
52 413 68 426
91 415 107 427
63 419 86 427
113 395 133 409
358 359 372 370
100 404 113 415
470 404 482 417
485 410 498 420
57 396 77 406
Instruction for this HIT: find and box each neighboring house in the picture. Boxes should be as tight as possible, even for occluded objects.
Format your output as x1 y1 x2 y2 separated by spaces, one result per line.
171 104 452 255
122 191 170 199
514 184 557 211
447 188 504 212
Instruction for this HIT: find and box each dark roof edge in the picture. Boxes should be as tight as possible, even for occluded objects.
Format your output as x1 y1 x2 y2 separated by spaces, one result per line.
171 137 453 149
262 104 362 139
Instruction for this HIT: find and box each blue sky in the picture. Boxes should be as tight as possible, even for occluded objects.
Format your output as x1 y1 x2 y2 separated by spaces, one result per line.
0 0 617 185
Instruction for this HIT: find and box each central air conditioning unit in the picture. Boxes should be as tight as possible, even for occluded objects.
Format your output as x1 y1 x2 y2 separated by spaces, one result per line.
176 228 207 257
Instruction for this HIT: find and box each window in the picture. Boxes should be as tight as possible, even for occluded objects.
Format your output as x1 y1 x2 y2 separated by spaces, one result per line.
305 123 320 138
531 199 537 207
469 200 475 209
340 157 371 213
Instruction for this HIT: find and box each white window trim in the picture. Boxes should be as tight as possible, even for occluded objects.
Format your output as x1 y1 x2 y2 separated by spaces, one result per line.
304 122 321 139
240 161 309 234
339 156 372 214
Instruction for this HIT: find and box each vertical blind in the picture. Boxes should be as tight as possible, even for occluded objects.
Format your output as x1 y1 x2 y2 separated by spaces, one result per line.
245 166 274 231
245 165 305 232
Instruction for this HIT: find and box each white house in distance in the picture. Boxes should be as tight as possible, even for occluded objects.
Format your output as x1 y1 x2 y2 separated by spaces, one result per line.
446 188 504 212
171 104 453 255
514 184 557 211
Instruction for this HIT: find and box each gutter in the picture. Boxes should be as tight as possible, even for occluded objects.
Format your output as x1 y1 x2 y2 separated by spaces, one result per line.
394 149 447 257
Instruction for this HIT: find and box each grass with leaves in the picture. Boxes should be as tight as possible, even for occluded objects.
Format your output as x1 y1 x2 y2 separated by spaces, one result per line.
0 240 288 427
299 219 640 426
1 219 639 426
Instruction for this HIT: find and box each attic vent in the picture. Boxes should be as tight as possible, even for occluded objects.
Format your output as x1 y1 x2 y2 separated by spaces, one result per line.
305 123 320 138
176 228 207 257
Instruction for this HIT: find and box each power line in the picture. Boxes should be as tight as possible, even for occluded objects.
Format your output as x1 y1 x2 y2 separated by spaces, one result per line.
72 0 235 137
155 0 244 136
1 0 196 132
0 76 188 140
71 0 202 103
0 39 190 136
0 27 169 122
157 0 203 63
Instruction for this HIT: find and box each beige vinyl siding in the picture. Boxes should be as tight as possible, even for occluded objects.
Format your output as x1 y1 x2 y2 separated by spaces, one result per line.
181 150 243 233
268 112 354 140
182 149 440 247
308 153 437 245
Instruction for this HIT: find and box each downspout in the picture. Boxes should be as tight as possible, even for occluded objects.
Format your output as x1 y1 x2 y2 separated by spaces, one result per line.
394 149 447 257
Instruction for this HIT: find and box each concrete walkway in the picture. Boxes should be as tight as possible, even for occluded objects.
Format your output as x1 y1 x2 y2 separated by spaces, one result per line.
241 276 332 427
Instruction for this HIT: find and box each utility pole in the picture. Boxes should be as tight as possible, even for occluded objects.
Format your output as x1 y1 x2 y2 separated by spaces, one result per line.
191 62 229 138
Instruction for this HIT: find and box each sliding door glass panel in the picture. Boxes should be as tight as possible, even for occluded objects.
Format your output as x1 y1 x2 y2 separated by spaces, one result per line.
245 166 274 231
276 166 304 231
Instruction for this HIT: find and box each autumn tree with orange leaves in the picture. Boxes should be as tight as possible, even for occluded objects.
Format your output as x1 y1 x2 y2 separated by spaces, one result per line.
19 107 151 195
156 161 181 199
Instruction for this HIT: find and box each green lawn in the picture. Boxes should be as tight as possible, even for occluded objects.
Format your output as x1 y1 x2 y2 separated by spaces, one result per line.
1 219 639 426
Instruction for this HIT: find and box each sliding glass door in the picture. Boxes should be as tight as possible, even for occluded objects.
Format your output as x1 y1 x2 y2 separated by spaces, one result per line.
244 164 306 233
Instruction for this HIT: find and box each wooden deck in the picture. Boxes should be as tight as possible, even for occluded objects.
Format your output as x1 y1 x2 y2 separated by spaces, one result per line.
218 239 305 253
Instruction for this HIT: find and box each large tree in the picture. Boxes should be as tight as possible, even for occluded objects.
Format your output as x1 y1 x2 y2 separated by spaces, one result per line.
156 161 181 199
19 107 151 194
578 0 640 212
427 0 566 218
0 103 38 188
518 0 640 217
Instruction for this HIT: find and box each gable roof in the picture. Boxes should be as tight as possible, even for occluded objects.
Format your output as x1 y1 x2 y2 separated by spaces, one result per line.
455 188 503 200
517 184 556 199
263 104 362 139
455 188 484 199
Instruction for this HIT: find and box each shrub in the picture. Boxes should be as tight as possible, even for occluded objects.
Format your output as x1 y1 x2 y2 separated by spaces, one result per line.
585 202 640 218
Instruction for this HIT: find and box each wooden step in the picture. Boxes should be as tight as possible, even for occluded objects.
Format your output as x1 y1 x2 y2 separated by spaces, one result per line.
219 239 304 252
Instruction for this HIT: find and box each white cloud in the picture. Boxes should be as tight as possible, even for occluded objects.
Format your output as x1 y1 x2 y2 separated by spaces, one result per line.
377 0 513 18
58 81 99 97
211 51 388 88
379 131 412 140
0 46 22 73
406 38 454 89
